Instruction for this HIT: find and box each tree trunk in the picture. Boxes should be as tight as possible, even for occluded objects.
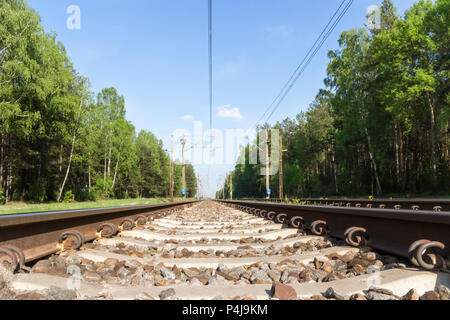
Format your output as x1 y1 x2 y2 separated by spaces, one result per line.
0 132 4 189
112 153 120 190
332 143 338 194
88 164 91 193
394 121 400 189
445 123 449 171
57 132 76 202
427 94 438 189
59 143 63 174
404 136 409 191
5 165 11 204
370 162 374 197
57 97 85 202
358 101 382 196
103 145 107 184
107 130 112 177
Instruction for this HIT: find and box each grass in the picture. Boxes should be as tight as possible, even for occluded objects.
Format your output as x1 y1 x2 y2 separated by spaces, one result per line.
0 197 187 216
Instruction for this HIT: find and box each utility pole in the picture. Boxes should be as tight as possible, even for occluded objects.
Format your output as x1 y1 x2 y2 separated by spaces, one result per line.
265 130 270 199
279 134 288 200
197 173 201 199
170 135 174 202
230 173 233 200
181 135 186 200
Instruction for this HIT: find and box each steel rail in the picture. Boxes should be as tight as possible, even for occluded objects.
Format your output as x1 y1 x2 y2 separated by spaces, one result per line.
220 200 450 271
238 198 450 212
0 201 198 267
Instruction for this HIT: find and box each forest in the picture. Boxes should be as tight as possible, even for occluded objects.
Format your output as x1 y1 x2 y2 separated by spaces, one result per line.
0 0 197 204
219 0 449 199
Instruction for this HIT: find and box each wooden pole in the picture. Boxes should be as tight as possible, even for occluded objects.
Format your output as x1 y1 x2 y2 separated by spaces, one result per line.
279 133 283 200
266 130 270 199
181 135 186 200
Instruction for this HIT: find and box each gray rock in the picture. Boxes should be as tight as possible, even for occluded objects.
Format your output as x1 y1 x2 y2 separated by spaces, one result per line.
268 270 281 282
368 261 383 271
366 291 398 300
350 293 367 300
47 286 77 300
250 270 271 283
54 256 67 268
117 267 129 279
31 260 52 274
217 263 227 273
135 293 155 300
0 265 13 284
285 277 299 285
160 267 175 280
162 244 177 251
183 268 199 278
280 270 289 283
260 263 270 273
159 288 176 300
323 287 347 300
84 271 102 282
96 267 112 277
241 270 252 280
323 273 341 282
268 263 278 271
312 269 328 282
288 266 306 273
293 241 304 249
402 288 419 300
66 255 82 266
208 275 226 286
230 266 244 276
248 267 259 274
189 278 203 286
361 252 377 261
438 285 450 299
368 286 395 296
125 260 141 269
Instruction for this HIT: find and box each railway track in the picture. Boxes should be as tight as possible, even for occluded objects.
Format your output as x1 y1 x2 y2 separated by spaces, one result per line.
0 200 449 300
240 198 450 212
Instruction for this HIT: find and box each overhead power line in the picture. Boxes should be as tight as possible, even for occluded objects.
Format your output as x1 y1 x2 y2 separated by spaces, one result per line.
208 0 213 131
255 0 354 127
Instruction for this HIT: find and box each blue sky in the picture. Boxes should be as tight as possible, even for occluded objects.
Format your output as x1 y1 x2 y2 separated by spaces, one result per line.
27 0 417 197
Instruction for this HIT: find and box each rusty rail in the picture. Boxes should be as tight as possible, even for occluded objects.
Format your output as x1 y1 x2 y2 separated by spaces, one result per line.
220 200 450 271
0 201 198 269
237 198 450 212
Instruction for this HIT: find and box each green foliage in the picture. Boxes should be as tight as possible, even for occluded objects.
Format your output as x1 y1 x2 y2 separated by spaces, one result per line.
222 0 449 199
74 187 90 202
28 179 47 203
0 0 196 204
63 190 73 203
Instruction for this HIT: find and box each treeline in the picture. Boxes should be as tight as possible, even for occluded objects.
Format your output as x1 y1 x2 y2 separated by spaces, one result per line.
0 0 196 203
220 0 449 199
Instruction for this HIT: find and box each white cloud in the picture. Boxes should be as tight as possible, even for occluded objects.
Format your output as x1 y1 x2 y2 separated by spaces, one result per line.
181 115 194 121
217 105 243 121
